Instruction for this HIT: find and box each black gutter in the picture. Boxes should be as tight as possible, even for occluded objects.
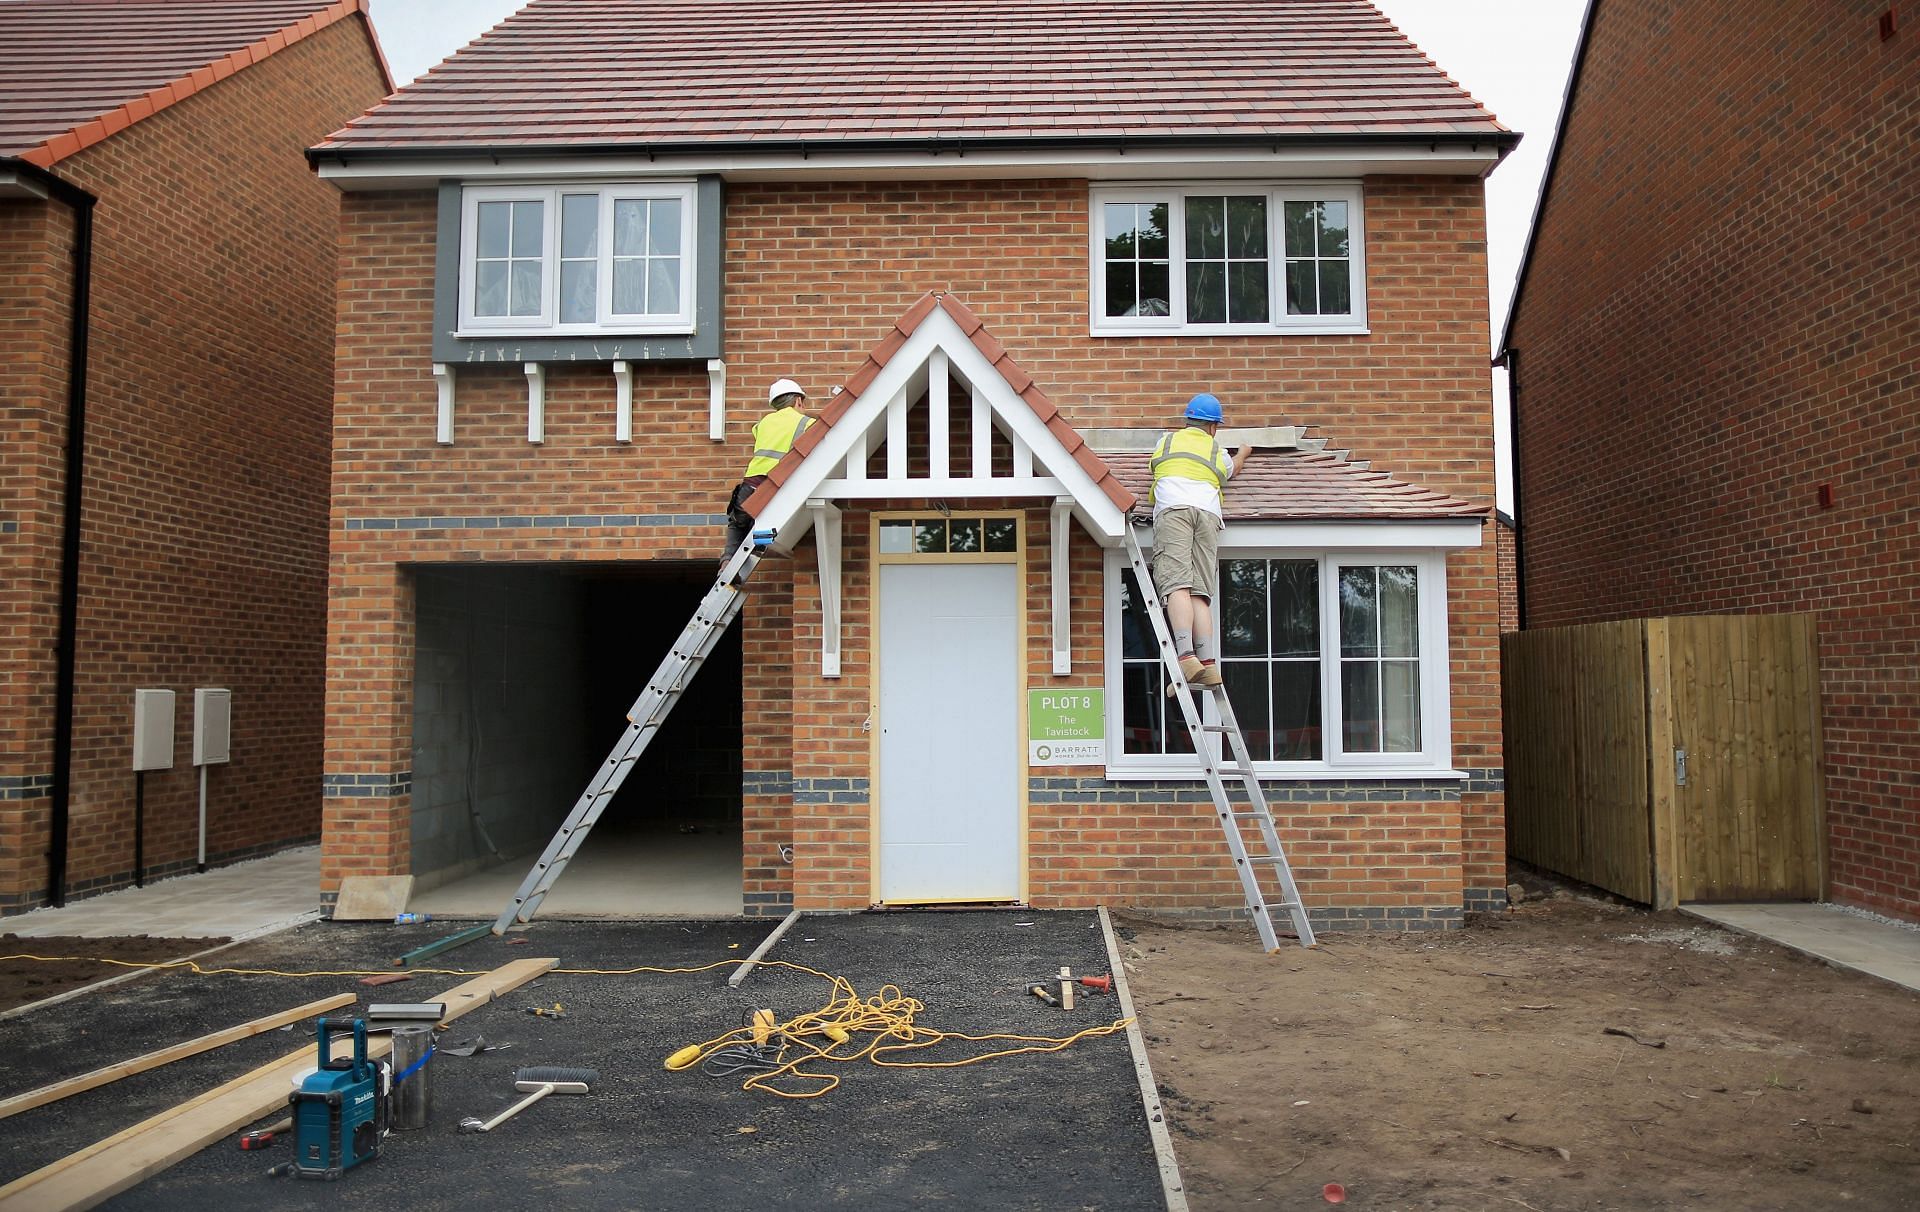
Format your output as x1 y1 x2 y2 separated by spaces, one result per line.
306 128 1523 168
5 157 98 907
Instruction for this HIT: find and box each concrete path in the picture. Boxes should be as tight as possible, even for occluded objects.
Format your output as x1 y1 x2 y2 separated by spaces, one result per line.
0 848 320 941
1684 902 1920 994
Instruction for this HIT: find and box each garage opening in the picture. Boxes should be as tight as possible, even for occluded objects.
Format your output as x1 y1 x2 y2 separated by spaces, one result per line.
405 563 742 918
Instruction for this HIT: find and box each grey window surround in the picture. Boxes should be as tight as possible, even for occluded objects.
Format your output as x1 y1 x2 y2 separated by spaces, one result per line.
433 176 724 363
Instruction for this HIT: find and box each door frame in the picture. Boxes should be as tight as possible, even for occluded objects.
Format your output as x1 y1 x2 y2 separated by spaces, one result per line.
868 509 1029 905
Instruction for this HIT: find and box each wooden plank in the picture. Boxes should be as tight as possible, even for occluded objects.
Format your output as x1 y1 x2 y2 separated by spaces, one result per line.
330 875 414 921
1671 618 1702 901
0 957 557 1212
727 909 802 989
1644 619 1678 910
0 993 354 1122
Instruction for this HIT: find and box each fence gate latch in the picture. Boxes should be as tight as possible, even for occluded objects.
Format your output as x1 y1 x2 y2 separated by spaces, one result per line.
1674 748 1688 787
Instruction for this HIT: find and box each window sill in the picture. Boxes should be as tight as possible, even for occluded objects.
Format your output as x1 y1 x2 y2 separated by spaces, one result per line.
1089 322 1371 339
1100 763 1468 783
454 324 696 340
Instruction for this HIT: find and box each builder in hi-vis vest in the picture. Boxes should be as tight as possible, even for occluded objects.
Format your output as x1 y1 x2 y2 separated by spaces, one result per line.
1149 393 1252 685
724 378 826 557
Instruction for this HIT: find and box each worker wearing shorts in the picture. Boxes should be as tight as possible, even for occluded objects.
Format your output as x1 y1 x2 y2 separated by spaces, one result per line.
1149 393 1250 686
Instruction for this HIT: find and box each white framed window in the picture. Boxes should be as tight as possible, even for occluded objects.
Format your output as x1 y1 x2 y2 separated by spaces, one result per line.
1089 183 1367 337
458 182 697 336
1104 543 1453 779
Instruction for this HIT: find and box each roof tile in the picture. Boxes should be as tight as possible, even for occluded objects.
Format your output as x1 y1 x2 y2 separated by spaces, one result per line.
1109 447 1487 523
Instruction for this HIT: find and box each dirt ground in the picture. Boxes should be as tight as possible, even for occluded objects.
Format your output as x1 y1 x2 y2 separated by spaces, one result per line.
0 934 226 1013
1121 875 1920 1212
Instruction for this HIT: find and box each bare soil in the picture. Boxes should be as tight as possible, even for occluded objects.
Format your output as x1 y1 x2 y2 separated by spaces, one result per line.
1121 878 1920 1211
0 935 226 1013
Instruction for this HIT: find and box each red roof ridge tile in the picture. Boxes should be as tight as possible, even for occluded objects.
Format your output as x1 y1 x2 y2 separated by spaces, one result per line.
6 0 393 168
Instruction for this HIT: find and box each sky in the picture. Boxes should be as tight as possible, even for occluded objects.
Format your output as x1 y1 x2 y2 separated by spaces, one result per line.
366 0 1591 514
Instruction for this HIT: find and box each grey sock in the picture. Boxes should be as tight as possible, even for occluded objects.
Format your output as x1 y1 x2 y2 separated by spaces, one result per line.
1173 629 1194 658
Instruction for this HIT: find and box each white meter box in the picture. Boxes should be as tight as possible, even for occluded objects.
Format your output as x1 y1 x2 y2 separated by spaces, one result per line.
132 689 175 772
193 688 231 766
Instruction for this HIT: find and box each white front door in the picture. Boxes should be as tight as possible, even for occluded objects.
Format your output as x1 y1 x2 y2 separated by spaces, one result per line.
876 561 1020 903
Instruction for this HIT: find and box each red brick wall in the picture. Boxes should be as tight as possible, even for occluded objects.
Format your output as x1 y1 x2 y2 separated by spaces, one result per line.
0 19 388 908
324 173 1505 923
1509 0 1920 920
1495 515 1519 633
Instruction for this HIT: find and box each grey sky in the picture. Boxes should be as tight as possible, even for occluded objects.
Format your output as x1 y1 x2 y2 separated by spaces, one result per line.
366 0 1589 512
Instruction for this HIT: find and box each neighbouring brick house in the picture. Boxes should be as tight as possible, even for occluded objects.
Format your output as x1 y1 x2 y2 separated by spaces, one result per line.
0 1 390 910
312 0 1518 929
1502 0 1918 921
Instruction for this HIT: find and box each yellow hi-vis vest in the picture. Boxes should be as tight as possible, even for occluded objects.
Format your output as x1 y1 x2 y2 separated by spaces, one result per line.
744 406 814 477
1148 427 1232 502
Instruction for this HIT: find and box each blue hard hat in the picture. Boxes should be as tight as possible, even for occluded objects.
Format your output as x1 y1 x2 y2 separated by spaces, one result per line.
1184 393 1224 423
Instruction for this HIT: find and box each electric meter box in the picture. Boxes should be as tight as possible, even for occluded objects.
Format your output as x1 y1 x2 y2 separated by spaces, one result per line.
132 689 176 772
193 688 231 766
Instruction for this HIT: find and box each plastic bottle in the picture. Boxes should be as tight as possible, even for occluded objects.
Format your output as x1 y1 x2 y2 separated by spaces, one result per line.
394 912 432 924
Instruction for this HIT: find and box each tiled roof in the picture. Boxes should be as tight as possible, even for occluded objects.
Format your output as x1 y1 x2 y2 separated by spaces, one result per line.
0 0 389 168
744 291 1138 518
1109 446 1487 523
316 0 1510 156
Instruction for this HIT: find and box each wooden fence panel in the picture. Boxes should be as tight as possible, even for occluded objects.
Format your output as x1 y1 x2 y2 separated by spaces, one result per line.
1503 620 1651 902
1667 616 1823 900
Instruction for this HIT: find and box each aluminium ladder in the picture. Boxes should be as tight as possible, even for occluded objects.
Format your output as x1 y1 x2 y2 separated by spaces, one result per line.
491 531 774 934
1121 523 1317 951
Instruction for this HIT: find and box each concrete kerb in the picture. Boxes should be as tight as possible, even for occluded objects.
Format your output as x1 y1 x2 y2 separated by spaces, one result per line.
1101 906 1189 1212
0 909 321 1022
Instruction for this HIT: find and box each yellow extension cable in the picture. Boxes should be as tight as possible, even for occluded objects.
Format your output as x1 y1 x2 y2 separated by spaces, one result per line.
0 952 1132 1101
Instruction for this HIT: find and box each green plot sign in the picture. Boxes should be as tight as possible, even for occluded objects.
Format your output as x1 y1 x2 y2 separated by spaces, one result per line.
1028 690 1104 765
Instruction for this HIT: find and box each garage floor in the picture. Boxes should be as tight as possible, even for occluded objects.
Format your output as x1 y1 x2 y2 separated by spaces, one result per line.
410 824 744 919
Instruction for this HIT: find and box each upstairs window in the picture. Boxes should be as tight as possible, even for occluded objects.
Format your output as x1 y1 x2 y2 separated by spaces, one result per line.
1090 184 1366 336
458 183 696 336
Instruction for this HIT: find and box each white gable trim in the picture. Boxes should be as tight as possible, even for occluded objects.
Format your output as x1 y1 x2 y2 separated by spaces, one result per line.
755 305 1128 550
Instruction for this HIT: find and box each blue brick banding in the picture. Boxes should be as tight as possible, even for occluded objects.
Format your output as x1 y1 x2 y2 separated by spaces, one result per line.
1028 768 1503 804
344 513 724 532
792 778 870 805
323 772 413 798
1 774 55 801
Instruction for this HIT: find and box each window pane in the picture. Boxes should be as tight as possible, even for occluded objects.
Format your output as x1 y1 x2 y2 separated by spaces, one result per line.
1228 262 1268 324
1124 664 1191 755
612 259 643 313
984 519 1017 551
1139 202 1169 259
1220 559 1268 657
878 521 913 554
559 260 595 324
1186 196 1224 259
1269 560 1319 657
1318 200 1349 257
509 260 541 316
473 259 507 316
1339 567 1379 657
560 194 597 258
1104 203 1139 259
1283 200 1316 256
1227 196 1267 258
1187 261 1225 325
949 519 981 552
1221 660 1271 761
1105 263 1137 318
1382 660 1422 752
648 199 682 254
1273 661 1323 760
1342 660 1381 753
614 199 646 255
510 200 543 257
1320 261 1351 316
1120 571 1156 660
1137 262 1170 317
648 259 681 314
1380 565 1419 657
914 520 946 553
1285 260 1317 315
476 201 510 258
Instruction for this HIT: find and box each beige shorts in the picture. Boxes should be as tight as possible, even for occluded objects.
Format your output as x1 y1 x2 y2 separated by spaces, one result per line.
1151 507 1221 600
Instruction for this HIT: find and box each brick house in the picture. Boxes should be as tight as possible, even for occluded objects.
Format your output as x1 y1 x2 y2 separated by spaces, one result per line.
311 0 1518 930
0 1 390 909
1500 0 1919 922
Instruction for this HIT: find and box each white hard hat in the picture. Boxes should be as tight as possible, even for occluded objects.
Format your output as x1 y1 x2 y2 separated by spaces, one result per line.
767 377 807 404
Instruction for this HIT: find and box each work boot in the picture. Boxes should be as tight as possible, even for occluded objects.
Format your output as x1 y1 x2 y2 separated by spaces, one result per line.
1178 654 1205 682
1194 662 1224 687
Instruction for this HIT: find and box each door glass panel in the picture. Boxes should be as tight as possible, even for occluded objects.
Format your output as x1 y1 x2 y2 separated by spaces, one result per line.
984 519 1017 551
949 519 981 553
914 520 947 553
878 521 913 554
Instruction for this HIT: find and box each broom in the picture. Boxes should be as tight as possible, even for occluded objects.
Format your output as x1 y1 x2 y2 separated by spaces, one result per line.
458 1066 598 1133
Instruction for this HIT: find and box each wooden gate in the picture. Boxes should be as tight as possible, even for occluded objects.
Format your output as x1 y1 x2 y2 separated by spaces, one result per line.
1503 615 1824 908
